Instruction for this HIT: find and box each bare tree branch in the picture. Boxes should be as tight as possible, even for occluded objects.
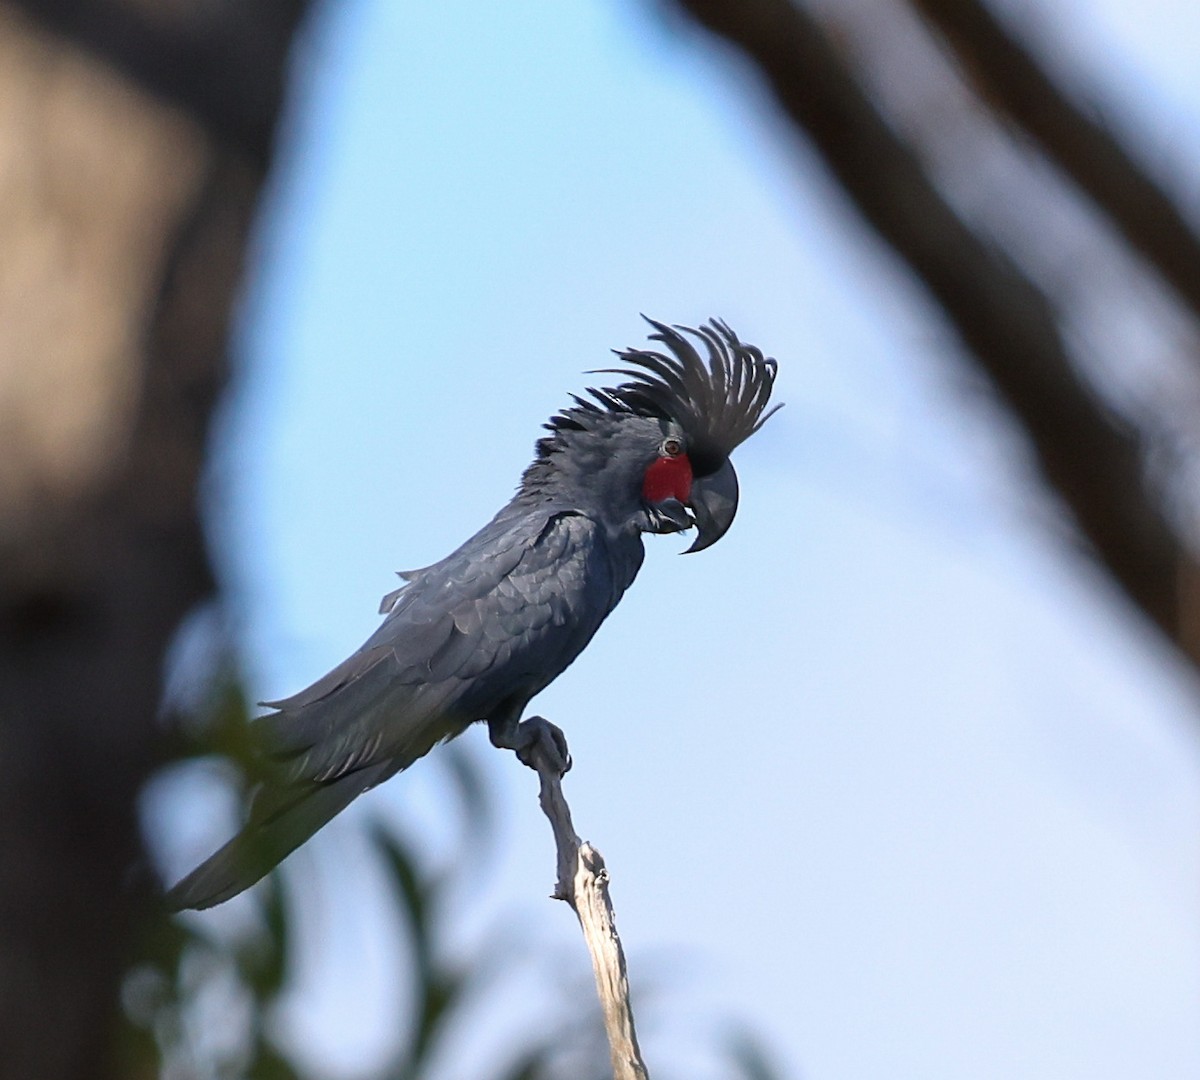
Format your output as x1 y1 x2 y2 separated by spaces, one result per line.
534 756 650 1080
906 0 1200 325
671 0 1198 656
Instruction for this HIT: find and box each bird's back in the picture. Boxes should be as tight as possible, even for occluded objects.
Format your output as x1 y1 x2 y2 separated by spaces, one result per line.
257 503 643 785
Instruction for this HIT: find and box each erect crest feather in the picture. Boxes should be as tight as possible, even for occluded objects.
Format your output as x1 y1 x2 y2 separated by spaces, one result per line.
592 317 781 476
527 318 780 488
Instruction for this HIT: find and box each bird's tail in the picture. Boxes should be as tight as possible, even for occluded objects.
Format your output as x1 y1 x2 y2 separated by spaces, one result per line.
164 759 393 912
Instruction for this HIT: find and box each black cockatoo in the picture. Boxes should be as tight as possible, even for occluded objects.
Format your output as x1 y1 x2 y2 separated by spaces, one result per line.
168 318 779 910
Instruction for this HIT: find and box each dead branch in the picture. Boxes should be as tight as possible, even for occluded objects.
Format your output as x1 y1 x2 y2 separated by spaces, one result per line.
534 756 650 1080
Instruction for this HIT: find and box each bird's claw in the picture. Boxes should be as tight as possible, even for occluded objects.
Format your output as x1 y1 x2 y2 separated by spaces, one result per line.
515 715 572 776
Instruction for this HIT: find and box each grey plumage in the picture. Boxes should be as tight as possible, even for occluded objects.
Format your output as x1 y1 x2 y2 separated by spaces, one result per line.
166 318 779 910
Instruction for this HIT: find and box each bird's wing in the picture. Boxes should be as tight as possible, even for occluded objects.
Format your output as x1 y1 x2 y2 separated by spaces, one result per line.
255 509 622 784
166 509 627 911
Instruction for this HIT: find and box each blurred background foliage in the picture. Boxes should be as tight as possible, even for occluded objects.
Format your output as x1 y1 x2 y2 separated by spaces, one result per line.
1 0 1198 1077
119 665 783 1079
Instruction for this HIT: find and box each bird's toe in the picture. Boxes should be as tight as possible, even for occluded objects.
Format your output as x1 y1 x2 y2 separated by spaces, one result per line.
516 715 571 775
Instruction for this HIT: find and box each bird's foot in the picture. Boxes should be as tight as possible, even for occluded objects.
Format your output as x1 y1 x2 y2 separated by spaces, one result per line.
491 714 571 776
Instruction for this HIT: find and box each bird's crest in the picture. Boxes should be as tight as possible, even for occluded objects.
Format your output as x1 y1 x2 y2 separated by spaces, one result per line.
540 318 781 476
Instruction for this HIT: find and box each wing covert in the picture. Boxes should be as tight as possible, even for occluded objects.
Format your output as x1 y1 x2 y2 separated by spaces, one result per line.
256 510 626 783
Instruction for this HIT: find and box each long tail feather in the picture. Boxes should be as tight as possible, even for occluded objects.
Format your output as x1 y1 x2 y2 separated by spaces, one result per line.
165 759 393 911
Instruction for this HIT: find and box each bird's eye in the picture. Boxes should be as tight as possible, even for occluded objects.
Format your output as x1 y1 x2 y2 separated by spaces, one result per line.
661 437 683 457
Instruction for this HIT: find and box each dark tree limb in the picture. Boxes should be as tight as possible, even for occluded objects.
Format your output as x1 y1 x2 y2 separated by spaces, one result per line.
534 756 650 1080
671 0 1199 657
907 0 1200 325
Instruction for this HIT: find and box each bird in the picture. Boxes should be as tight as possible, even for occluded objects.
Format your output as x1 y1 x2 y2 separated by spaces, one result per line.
166 317 780 910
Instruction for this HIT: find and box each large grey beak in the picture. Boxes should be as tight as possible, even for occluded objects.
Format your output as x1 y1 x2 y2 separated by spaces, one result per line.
685 459 739 553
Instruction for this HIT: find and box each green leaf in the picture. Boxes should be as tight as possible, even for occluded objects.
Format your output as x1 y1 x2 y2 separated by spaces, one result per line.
237 872 290 998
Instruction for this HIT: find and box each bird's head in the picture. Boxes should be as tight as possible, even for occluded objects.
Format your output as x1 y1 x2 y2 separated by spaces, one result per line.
523 318 781 551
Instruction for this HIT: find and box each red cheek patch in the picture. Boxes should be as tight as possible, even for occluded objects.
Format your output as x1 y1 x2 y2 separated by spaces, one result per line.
642 454 693 504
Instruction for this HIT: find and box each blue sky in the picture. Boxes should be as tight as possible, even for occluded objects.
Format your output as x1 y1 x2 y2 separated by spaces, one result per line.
159 1 1200 1076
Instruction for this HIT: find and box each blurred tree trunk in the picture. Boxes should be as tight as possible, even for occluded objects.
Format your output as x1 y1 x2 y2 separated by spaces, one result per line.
0 2 308 1076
